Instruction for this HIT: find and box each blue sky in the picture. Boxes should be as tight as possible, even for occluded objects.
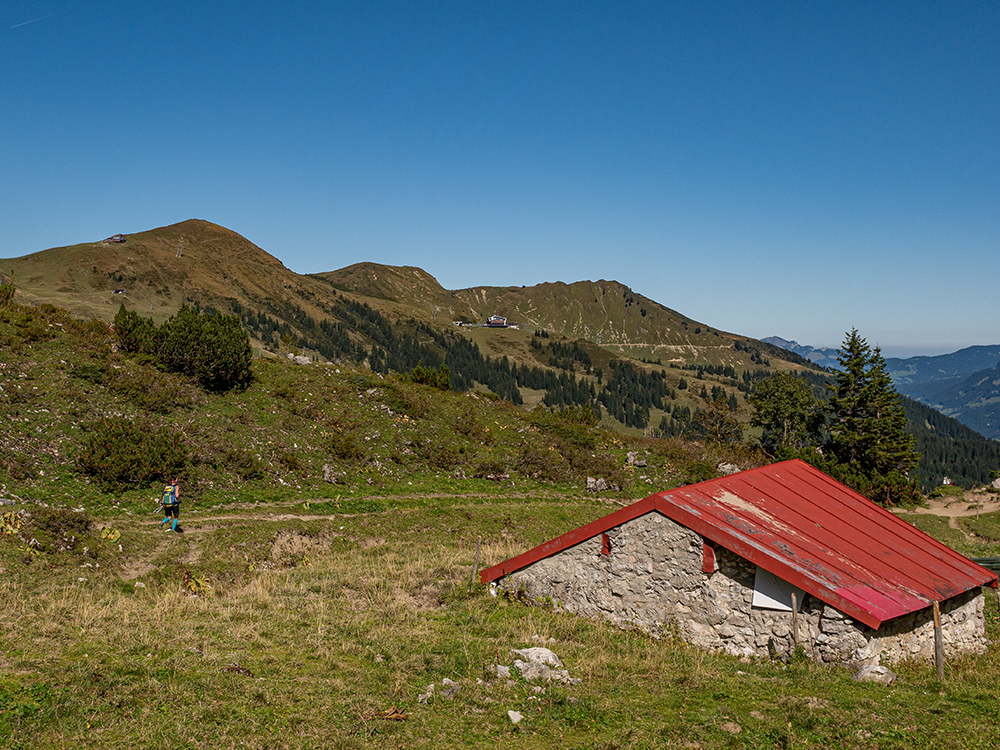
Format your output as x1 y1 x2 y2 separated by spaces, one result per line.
2 1 997 358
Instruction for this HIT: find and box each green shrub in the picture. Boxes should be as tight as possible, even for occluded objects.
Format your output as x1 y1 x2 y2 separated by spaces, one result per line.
514 445 572 483
69 362 106 385
67 317 113 352
419 440 463 470
474 460 509 479
529 408 598 449
928 484 965 499
223 447 264 480
104 366 196 414
113 304 253 391
29 507 92 539
681 459 718 485
76 418 187 492
379 382 430 418
329 432 365 462
276 450 303 472
453 408 480 437
0 281 14 307
408 363 451 391
13 309 57 343
159 305 253 391
562 444 624 487
0 448 34 481
112 306 157 354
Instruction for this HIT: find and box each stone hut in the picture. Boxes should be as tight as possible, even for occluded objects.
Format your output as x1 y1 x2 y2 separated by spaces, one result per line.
481 460 997 666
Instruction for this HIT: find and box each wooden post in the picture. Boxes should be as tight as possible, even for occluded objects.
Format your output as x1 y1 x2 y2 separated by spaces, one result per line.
791 592 800 650
933 600 944 680
469 536 481 593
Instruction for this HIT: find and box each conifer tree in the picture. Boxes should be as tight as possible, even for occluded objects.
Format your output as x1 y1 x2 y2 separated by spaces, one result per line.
826 329 920 503
862 347 919 476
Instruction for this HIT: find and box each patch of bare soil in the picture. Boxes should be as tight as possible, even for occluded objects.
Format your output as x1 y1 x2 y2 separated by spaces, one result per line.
120 535 172 580
899 490 1000 518
270 530 329 566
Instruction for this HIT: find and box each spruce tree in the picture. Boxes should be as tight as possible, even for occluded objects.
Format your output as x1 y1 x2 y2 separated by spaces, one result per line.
827 329 872 467
862 347 919 476
826 329 920 504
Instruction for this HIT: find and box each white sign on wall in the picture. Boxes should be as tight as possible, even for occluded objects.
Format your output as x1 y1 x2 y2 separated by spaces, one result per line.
752 566 805 611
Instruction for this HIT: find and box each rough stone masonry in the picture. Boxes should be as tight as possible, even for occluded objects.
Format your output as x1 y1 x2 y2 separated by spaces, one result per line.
494 511 987 666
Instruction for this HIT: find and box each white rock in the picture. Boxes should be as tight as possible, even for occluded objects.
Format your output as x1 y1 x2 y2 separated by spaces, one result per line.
510 647 562 667
855 664 896 684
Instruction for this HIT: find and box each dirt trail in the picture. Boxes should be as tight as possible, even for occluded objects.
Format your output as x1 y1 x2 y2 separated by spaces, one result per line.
897 490 1000 519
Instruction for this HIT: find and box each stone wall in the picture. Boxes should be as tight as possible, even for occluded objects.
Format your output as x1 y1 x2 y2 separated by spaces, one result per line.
495 511 988 665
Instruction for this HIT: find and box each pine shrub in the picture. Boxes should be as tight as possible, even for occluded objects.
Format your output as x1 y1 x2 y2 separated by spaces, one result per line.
113 304 253 391
76 418 187 492
0 281 14 307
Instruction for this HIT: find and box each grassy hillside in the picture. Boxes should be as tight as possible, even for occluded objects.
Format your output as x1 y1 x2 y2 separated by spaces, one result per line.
0 298 753 512
0 220 311 325
3 220 996 490
5 301 1000 748
2 219 818 387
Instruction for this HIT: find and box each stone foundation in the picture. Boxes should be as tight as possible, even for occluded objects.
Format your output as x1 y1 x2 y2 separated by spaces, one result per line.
495 511 988 665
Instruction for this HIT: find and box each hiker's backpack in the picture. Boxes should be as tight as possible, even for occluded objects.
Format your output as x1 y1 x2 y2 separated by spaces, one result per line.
162 484 178 507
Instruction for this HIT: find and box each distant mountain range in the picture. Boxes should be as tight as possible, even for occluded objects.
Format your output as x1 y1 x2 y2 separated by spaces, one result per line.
760 337 840 368
902 362 1000 440
767 336 1000 441
883 346 1000 386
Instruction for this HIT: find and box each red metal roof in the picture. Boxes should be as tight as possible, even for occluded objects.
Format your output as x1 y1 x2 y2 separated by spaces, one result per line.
480 459 998 629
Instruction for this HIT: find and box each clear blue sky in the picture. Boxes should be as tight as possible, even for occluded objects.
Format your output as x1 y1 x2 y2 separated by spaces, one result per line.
3 1 997 358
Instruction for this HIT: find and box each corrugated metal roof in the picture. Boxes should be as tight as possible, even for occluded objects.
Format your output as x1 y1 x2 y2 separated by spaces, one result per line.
480 459 997 629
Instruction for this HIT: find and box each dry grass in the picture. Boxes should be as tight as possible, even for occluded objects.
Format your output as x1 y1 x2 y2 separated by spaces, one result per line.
5 497 1000 749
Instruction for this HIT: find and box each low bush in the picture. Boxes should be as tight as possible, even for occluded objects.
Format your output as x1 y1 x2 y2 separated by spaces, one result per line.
28 507 92 540
104 366 197 414
0 281 14 307
514 445 572 483
223 447 264 480
0 448 34 481
76 418 187 492
328 432 365 462
529 408 598 449
929 484 965 500
408 363 451 391
419 440 464 470
680 459 718 485
473 460 509 480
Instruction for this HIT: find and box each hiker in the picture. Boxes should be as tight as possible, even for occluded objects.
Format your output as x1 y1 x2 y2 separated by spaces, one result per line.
159 478 181 532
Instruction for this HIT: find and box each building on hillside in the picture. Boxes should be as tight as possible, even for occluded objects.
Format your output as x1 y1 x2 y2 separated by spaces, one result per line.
481 460 996 666
486 315 507 328
103 233 127 243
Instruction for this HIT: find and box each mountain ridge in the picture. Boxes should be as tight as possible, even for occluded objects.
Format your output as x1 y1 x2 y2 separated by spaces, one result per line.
3 219 999 485
761 336 840 368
